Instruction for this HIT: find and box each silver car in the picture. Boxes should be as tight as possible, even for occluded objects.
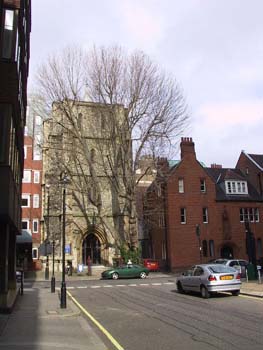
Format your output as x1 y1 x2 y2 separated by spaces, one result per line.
176 264 242 298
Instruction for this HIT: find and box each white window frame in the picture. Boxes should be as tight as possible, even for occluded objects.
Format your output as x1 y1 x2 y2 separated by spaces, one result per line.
225 181 248 195
22 194 30 207
178 178 184 193
32 219 38 233
180 208 186 224
203 207 208 223
33 171 40 183
32 247 38 260
33 194 39 208
24 146 27 159
22 169 31 183
240 208 259 223
200 179 206 192
22 219 30 230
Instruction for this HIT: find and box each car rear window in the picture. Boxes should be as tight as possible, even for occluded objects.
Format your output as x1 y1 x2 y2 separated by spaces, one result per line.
208 265 236 273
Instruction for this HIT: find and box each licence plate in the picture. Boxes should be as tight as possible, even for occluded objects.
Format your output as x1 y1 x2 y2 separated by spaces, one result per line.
220 275 233 280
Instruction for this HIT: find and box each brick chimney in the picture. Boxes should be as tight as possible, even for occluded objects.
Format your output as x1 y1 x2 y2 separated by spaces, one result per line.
211 163 222 169
180 137 196 159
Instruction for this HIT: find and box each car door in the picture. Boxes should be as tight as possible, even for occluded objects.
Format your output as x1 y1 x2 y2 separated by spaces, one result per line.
181 267 195 291
192 266 205 292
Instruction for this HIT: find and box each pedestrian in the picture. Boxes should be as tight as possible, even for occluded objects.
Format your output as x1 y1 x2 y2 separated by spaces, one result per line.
127 259 132 268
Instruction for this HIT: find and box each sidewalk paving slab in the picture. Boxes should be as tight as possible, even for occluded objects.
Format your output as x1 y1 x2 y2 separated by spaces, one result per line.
0 287 108 350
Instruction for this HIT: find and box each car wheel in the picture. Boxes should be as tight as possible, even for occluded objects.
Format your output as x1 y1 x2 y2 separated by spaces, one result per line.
231 290 240 296
140 271 147 279
177 281 185 294
112 272 119 280
201 285 210 299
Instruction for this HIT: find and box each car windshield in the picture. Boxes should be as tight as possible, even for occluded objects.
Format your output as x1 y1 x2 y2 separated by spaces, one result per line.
208 265 236 273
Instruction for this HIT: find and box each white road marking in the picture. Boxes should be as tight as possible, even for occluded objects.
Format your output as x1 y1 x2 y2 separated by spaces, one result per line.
23 288 35 292
55 281 174 290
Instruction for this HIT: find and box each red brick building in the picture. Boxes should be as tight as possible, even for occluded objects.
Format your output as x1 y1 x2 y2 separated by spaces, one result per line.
18 135 42 271
144 138 263 271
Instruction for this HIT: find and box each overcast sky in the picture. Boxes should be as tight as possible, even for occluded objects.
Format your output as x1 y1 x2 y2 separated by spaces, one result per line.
29 0 263 168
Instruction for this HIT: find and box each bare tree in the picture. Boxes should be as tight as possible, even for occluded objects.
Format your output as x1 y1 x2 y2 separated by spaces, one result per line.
35 45 189 253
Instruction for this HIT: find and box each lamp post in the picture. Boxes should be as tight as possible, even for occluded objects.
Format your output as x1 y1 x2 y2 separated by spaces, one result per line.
45 184 50 280
196 224 202 263
61 172 69 308
51 236 56 293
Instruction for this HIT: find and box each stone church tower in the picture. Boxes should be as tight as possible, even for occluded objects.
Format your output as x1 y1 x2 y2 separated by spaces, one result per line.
42 100 133 270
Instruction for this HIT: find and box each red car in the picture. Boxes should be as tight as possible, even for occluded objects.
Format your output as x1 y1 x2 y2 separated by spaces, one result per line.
143 259 159 271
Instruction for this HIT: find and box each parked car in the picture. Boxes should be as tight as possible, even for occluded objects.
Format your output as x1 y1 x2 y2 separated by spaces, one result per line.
176 264 241 298
143 259 159 271
101 264 150 280
209 259 249 278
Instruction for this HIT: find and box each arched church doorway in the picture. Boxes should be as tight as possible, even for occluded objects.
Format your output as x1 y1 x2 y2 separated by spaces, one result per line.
82 234 101 265
221 245 233 259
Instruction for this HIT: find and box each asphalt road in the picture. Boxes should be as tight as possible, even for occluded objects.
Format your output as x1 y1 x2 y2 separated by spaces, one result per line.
34 278 263 350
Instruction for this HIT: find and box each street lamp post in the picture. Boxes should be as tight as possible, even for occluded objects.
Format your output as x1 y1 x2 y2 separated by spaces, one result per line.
60 172 68 308
51 239 56 293
45 184 50 280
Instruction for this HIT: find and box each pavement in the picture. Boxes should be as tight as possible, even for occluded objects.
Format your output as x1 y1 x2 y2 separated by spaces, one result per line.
0 272 262 350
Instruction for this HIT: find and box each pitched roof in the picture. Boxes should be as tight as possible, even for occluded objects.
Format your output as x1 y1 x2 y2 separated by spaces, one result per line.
205 168 245 183
248 154 263 169
205 167 262 202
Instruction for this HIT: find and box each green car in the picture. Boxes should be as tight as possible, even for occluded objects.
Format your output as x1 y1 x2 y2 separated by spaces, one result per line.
101 264 150 280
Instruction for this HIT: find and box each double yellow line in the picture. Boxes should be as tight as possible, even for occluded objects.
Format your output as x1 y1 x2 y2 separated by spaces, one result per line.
67 291 124 350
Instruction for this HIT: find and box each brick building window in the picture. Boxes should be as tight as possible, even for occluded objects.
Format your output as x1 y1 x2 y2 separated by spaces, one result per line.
240 208 259 222
33 219 38 233
180 208 186 224
203 208 208 223
225 181 248 194
178 179 184 193
23 169 31 183
22 194 30 207
200 179 206 192
33 171 40 183
32 248 38 259
33 194 39 208
22 219 29 230
209 240 215 257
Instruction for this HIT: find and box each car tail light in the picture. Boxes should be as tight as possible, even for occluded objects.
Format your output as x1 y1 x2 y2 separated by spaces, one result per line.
236 273 241 280
208 275 217 281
